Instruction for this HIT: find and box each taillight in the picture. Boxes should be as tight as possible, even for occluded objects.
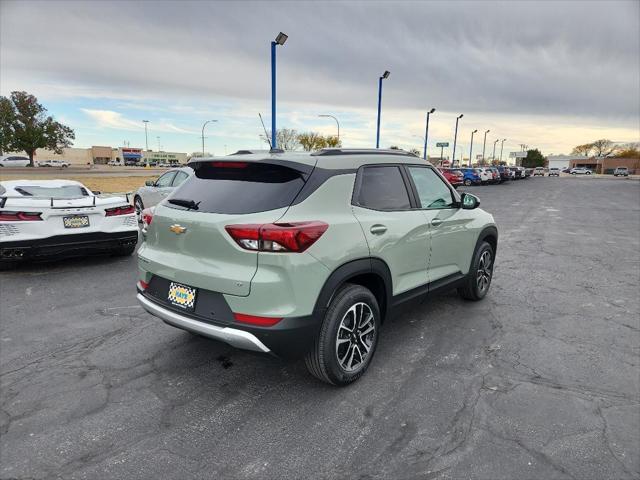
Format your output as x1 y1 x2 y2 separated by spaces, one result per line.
225 221 328 253
210 161 248 168
0 211 43 221
137 280 149 291
234 313 282 327
141 208 154 228
105 205 135 216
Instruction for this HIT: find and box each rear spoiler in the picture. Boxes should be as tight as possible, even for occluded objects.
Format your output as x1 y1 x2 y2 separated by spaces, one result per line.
187 158 315 176
0 192 131 209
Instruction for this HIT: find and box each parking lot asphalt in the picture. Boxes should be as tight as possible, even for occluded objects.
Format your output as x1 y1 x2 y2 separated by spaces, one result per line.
1 176 639 480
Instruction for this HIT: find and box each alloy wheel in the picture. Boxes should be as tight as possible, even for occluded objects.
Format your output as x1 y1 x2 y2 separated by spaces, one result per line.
335 302 376 372
476 250 493 293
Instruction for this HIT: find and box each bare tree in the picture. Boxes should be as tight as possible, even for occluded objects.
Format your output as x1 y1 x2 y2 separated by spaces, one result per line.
590 139 616 157
571 143 593 157
260 128 300 150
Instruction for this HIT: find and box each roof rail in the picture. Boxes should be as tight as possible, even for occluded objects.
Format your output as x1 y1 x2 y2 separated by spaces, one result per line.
311 148 418 157
229 148 285 155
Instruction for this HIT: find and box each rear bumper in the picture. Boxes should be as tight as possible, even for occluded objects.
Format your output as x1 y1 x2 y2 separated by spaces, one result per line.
137 287 321 358
0 230 138 261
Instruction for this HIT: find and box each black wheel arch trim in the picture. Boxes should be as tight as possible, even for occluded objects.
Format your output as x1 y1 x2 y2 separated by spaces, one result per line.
313 257 393 322
470 225 498 271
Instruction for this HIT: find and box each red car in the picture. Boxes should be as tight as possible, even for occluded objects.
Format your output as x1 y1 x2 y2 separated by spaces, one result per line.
438 168 464 188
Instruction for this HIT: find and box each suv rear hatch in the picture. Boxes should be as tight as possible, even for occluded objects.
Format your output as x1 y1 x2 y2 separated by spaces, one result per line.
141 160 314 297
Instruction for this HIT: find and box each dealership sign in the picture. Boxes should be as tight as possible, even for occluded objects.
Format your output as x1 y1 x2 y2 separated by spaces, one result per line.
436 142 449 147
509 151 527 158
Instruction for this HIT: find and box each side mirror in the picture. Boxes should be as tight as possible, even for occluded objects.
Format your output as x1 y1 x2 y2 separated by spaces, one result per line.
145 180 155 186
460 192 480 210
93 190 102 195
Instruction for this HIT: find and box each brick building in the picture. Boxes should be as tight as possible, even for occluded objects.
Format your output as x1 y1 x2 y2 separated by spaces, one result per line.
568 157 640 174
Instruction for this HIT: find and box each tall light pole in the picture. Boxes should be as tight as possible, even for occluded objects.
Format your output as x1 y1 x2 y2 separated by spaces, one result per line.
142 120 149 151
271 32 288 149
201 119 218 156
482 130 490 163
156 136 161 152
492 139 499 162
451 114 463 166
469 129 478 167
423 108 435 160
500 138 507 163
318 114 340 142
375 70 390 148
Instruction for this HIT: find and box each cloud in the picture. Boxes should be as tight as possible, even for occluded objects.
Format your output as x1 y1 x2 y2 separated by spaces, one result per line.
81 109 198 135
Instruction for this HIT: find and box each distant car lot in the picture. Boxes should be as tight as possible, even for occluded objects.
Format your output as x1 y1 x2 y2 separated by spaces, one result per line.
1 177 638 479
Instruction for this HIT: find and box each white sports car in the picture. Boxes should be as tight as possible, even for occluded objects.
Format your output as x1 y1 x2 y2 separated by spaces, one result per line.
0 179 138 268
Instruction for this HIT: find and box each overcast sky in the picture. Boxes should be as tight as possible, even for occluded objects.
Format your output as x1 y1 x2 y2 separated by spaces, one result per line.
1 0 639 158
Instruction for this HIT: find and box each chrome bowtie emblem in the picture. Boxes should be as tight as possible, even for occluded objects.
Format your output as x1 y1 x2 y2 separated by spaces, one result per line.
169 224 187 234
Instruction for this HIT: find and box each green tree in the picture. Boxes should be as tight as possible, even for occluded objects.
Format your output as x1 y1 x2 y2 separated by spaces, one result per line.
0 96 16 155
521 148 545 168
1 91 75 166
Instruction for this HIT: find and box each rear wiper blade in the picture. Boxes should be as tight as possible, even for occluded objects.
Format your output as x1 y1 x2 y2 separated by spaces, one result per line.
167 198 200 210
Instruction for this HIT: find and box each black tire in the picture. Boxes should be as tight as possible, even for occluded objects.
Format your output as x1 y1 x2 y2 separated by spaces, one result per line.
305 283 381 386
134 196 144 219
458 241 494 301
111 243 136 257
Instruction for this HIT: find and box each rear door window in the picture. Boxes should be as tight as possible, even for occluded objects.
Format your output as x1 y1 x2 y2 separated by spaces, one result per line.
169 161 305 214
354 166 411 211
172 171 189 187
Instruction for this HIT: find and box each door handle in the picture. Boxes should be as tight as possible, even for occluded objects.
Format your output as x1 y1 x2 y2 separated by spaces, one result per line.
431 218 443 226
370 224 387 235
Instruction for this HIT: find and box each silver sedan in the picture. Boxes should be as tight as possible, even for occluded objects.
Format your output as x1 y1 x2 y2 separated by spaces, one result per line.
133 167 193 217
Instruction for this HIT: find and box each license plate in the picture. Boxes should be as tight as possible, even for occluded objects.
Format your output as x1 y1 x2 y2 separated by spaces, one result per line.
63 215 90 228
168 282 197 310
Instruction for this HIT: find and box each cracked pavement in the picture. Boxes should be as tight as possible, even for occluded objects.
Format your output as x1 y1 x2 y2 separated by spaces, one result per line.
1 176 639 479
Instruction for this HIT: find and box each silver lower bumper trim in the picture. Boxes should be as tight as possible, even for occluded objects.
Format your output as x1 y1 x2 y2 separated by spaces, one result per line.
137 293 270 353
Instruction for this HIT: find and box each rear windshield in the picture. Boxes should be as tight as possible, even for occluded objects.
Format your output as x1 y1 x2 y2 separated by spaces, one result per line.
15 185 88 197
168 162 305 214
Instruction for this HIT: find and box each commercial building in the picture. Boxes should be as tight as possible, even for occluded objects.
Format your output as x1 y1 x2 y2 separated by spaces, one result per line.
547 155 588 170
568 157 639 174
7 146 188 166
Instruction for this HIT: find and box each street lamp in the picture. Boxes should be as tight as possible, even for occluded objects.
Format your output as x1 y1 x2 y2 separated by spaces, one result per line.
271 32 288 149
469 129 478 167
375 70 390 148
318 114 340 142
492 139 499 162
423 108 435 160
451 114 463 166
142 120 149 151
482 130 490 163
156 136 161 152
201 119 218 156
500 138 507 163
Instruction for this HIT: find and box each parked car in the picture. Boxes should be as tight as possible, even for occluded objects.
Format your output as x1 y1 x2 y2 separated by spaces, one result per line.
124 159 139 166
533 167 545 176
38 159 70 168
561 167 572 173
438 167 464 188
511 166 525 179
570 167 592 175
613 167 629 177
548 167 560 177
133 167 193 217
496 165 511 182
459 168 482 186
136 149 498 385
108 159 123 166
0 179 137 269
0 155 31 167
524 168 533 178
487 167 501 183
476 167 493 184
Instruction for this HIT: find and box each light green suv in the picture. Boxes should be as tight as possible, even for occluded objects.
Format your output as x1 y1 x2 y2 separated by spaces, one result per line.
136 149 498 385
